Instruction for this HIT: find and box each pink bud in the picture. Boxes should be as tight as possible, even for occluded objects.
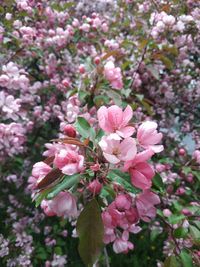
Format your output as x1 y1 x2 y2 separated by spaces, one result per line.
179 148 186 156
90 163 100 171
181 209 192 216
88 179 102 195
186 173 193 183
167 185 173 194
176 187 185 195
94 56 100 65
163 209 172 217
79 65 85 74
63 125 76 138
62 79 70 87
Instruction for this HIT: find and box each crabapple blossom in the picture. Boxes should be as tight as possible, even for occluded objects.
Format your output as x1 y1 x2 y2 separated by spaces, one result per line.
113 238 134 254
192 150 200 164
137 121 163 153
97 105 135 138
99 134 137 164
53 149 84 175
48 191 78 218
136 190 160 222
124 149 155 190
104 61 123 90
32 162 52 180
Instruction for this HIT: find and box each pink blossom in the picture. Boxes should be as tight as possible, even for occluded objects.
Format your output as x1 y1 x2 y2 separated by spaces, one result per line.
0 91 21 118
192 150 200 164
31 162 52 188
124 149 155 190
115 194 132 211
54 149 84 175
137 121 163 153
99 134 137 164
113 238 134 254
0 74 9 87
97 105 135 138
136 190 160 222
32 162 52 180
48 191 77 218
87 179 102 195
103 227 116 244
90 163 100 172
104 61 123 90
41 200 56 217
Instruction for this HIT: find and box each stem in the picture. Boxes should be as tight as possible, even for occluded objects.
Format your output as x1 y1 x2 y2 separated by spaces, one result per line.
104 247 110 267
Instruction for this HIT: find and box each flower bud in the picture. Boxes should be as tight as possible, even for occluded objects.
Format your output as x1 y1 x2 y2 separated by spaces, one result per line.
63 124 76 138
163 209 172 217
88 179 102 195
79 65 85 74
179 148 186 156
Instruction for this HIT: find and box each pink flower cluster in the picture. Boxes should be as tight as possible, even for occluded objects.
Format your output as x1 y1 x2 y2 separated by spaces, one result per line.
96 104 163 252
103 61 123 90
41 192 77 218
102 190 160 253
0 123 26 160
98 105 163 190
0 91 21 120
0 62 29 91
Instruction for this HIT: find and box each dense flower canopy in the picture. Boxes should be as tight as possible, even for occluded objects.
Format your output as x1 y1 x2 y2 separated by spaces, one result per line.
0 0 200 267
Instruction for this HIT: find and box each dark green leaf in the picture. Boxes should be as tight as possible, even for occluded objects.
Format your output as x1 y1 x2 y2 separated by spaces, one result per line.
189 225 200 245
153 173 164 191
75 117 95 141
174 227 188 238
107 169 139 193
35 188 53 207
168 214 185 224
77 199 104 267
47 174 81 199
180 250 193 267
164 256 178 267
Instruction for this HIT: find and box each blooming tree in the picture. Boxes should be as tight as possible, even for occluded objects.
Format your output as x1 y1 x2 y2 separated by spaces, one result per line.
0 0 200 266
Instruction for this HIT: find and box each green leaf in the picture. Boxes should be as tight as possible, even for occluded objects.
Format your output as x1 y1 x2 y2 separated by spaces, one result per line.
54 246 62 255
75 117 95 141
96 129 105 141
160 55 173 70
135 94 144 101
47 174 81 199
189 225 200 245
77 199 104 267
168 214 185 224
107 169 139 194
146 65 160 80
174 227 188 238
182 166 192 175
35 188 52 207
192 170 200 182
180 250 193 267
106 90 122 106
100 185 116 199
153 173 164 191
164 256 178 267
150 229 161 241
94 95 109 107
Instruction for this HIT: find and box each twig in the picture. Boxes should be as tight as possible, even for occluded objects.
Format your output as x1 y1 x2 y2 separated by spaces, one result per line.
104 247 110 267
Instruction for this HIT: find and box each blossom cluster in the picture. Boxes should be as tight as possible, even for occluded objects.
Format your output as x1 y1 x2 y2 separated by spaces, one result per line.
29 104 163 255
0 0 200 266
